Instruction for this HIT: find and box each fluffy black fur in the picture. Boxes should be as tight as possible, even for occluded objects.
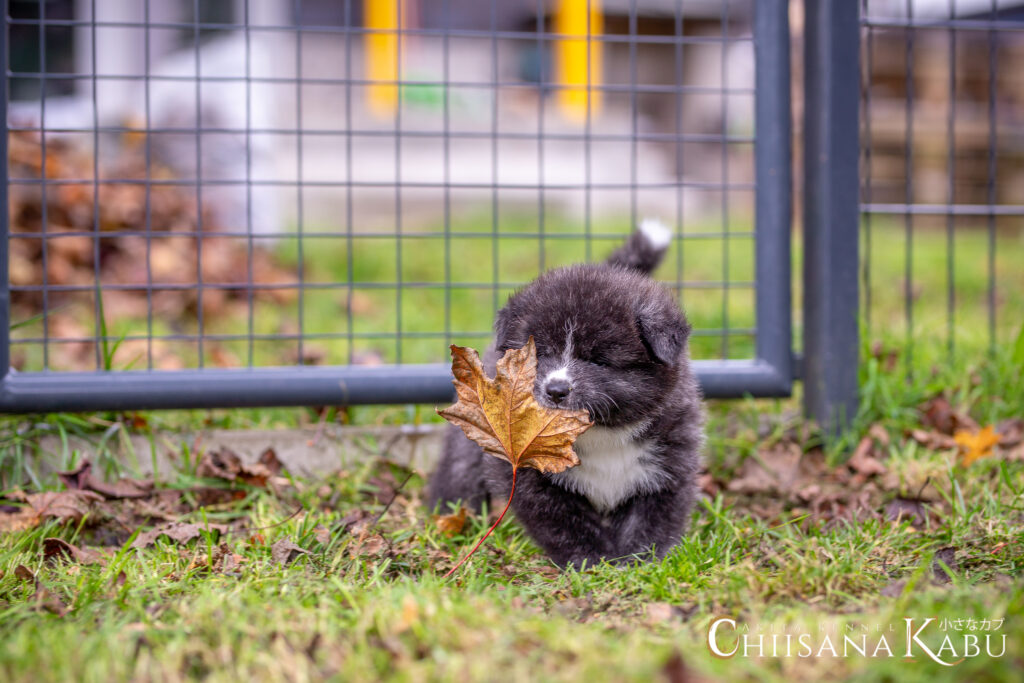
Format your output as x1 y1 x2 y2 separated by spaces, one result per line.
428 225 705 567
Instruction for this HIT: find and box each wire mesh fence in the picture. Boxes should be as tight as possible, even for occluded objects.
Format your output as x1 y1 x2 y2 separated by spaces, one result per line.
4 0 766 390
12 1 1018 420
860 0 1024 362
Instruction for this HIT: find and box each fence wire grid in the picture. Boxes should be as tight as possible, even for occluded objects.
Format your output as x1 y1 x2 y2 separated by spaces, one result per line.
4 0 768 396
860 0 1024 362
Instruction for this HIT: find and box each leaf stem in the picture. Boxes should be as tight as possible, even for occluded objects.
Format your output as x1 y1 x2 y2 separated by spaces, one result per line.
442 466 517 580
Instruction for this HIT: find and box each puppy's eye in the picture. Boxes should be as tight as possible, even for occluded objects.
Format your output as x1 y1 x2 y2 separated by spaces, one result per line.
589 357 609 368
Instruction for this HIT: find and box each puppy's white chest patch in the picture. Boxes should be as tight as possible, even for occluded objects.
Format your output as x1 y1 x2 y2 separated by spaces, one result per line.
552 425 666 512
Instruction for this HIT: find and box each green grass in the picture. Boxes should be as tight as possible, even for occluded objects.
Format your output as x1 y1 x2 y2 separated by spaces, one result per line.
860 217 1024 352
1 415 1022 682
1 213 1023 681
1 340 1023 681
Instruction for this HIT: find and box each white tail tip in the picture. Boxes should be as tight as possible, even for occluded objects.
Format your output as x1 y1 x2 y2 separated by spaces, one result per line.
638 218 672 250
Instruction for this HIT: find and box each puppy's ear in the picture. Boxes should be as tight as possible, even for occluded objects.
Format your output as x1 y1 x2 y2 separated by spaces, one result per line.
636 304 690 365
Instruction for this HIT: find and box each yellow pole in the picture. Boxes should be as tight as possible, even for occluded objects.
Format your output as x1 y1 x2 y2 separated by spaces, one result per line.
555 0 603 122
365 0 403 116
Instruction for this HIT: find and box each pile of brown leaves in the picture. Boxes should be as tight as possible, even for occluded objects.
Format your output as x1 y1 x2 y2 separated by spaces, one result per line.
910 395 1024 465
703 395 1023 528
0 450 425 591
710 427 893 525
7 130 296 370
0 447 287 546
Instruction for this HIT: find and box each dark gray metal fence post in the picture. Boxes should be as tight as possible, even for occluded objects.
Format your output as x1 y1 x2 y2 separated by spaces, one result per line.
802 0 860 432
753 0 793 398
0 6 9 380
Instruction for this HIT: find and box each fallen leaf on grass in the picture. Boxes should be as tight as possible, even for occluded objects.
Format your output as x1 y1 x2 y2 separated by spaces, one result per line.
868 423 891 448
436 338 592 577
954 425 1001 466
723 441 892 524
920 395 978 435
885 498 929 527
433 507 467 537
336 509 375 536
552 595 593 618
32 583 68 616
197 448 282 488
932 547 958 584
58 459 153 499
0 505 40 533
312 524 331 545
42 538 105 565
726 442 822 495
270 538 310 565
127 492 184 524
1004 443 1024 462
880 580 907 598
921 396 956 434
191 487 248 507
348 531 389 558
211 543 245 573
196 448 248 481
910 429 957 451
802 487 876 524
847 436 888 478
645 602 676 625
697 472 719 497
12 564 68 616
257 448 285 476
996 418 1024 448
24 490 105 524
364 472 399 505
131 521 227 549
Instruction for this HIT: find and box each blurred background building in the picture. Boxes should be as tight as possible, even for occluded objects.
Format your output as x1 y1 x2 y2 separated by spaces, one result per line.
860 0 1024 207
6 0 1023 375
7 0 757 235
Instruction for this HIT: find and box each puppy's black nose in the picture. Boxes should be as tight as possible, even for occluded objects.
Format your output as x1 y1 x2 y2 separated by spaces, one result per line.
545 379 572 403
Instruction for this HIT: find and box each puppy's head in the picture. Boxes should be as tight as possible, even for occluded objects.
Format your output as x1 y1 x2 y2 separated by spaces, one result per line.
493 264 691 427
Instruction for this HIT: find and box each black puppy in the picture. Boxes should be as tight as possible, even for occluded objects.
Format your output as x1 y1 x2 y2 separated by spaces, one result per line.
429 220 704 567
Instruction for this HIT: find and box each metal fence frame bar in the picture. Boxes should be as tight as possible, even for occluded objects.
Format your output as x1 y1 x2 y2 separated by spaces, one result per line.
802 0 861 431
0 358 788 414
0 8 8 380
0 0 794 414
751 0 793 398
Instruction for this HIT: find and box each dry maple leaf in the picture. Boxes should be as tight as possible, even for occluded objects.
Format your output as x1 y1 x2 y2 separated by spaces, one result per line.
25 490 105 525
436 338 592 578
438 337 591 474
954 425 1001 466
433 506 468 537
131 521 228 549
270 538 310 566
42 538 105 566
58 459 153 499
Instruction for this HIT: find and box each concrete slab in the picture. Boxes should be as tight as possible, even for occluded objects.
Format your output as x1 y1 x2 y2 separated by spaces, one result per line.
35 424 447 482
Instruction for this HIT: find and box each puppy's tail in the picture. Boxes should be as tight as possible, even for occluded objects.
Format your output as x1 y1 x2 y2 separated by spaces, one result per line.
605 218 672 275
